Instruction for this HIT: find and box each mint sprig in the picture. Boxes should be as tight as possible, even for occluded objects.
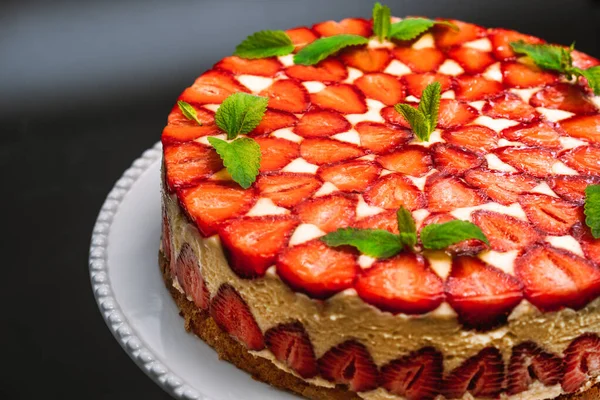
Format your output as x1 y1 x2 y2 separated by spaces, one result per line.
420 221 489 250
394 81 441 142
234 30 294 59
177 100 202 126
372 2 391 42
396 206 417 248
321 228 403 258
207 137 261 190
389 18 458 41
585 185 600 239
294 34 369 66
215 93 268 140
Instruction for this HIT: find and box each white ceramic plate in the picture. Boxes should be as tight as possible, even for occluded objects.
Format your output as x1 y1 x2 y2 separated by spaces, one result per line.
89 143 299 400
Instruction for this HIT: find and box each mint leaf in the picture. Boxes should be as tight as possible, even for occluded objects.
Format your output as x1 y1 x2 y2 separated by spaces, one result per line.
394 104 428 140
234 30 294 59
207 137 261 189
294 34 369 66
215 93 268 140
576 66 600 96
421 220 489 250
418 81 441 133
177 100 202 126
389 18 457 41
320 228 403 258
396 207 417 248
509 41 566 72
585 185 600 239
372 2 391 42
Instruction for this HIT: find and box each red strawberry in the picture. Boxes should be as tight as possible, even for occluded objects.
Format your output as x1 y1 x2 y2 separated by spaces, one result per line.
163 143 223 190
548 175 600 205
168 103 215 125
175 243 210 310
355 253 444 314
515 244 600 311
285 26 318 51
571 50 600 69
438 99 479 128
294 110 351 138
318 160 381 192
300 138 365 165
402 73 453 98
501 121 562 149
464 169 538 205
442 125 498 154
483 93 539 122
162 123 222 144
310 84 367 114
445 256 523 330
519 193 582 235
179 70 248 104
562 333 600 393
251 110 297 136
573 224 600 265
354 210 399 234
363 174 427 211
561 145 600 175
340 48 391 73
219 216 298 278
254 137 300 172
381 347 444 400
256 173 321 208
393 47 445 73
421 213 488 255
494 146 556 178
431 143 484 175
448 47 496 74
214 56 281 77
502 61 558 88
530 83 597 115
210 284 265 350
295 194 357 233
559 115 600 144
276 240 358 298
433 20 486 48
444 347 505 399
455 75 504 101
318 340 379 392
259 80 309 113
285 59 348 82
506 341 564 395
354 122 412 154
489 28 545 60
313 18 371 37
180 181 257 236
265 322 318 378
471 210 540 252
377 145 432 176
354 73 405 106
425 174 486 213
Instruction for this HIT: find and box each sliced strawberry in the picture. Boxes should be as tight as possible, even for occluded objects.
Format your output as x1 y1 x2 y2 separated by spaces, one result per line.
402 73 453 98
471 210 540 252
312 18 371 37
443 347 505 399
548 175 600 205
381 347 443 400
501 121 562 149
515 244 600 311
219 216 298 278
265 322 318 378
318 340 379 392
285 59 348 82
175 243 210 310
214 56 281 77
393 47 445 73
421 213 488 255
310 84 367 114
530 83 597 115
559 115 600 144
180 181 256 236
377 145 433 177
285 26 318 51
179 70 248 104
254 137 300 172
571 50 600 69
433 20 486 48
354 210 399 234
162 123 222 144
560 145 600 175
251 110 297 136
464 169 538 205
506 341 564 395
363 174 426 211
354 73 405 106
340 47 391 73
259 80 309 113
573 224 600 265
489 28 545 60
431 143 484 175
163 143 224 190
295 194 357 233
519 193 582 235
438 99 479 128
300 138 364 165
355 253 444 314
455 75 504 101
494 146 556 178
562 333 600 393
294 110 351 138
448 47 496 74
276 240 358 298
483 93 539 122
210 284 265 350
502 61 558 88
354 122 412 154
318 160 381 192
256 173 321 208
442 125 497 154
425 174 486 213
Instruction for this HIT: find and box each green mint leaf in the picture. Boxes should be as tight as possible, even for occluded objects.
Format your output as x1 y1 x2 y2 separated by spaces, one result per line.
207 137 261 189
396 207 417 248
575 66 600 96
417 81 441 133
394 103 429 141
509 41 566 72
389 18 457 41
234 30 294 59
294 34 369 66
215 93 269 140
372 2 391 42
585 185 600 239
177 100 202 126
420 220 489 250
320 228 403 258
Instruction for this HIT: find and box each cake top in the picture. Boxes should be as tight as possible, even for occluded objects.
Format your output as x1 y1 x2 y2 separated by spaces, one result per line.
162 7 600 331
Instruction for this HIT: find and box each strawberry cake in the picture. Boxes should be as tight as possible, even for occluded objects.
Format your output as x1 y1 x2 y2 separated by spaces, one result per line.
159 12 600 400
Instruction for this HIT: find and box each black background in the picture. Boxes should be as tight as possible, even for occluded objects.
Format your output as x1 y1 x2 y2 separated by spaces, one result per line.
2 0 599 399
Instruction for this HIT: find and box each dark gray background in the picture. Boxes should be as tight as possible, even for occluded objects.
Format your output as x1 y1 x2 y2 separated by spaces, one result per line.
2 0 599 399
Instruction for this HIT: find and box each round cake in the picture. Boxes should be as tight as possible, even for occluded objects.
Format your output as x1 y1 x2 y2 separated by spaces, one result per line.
159 12 600 400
